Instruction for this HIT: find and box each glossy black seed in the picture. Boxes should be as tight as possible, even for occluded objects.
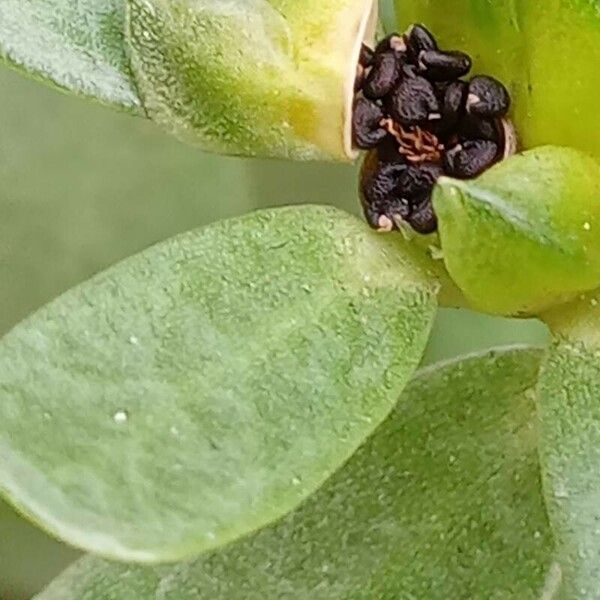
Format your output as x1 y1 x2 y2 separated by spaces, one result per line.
458 114 500 142
418 49 472 81
402 63 419 79
442 80 468 127
433 81 449 100
359 161 412 230
359 44 374 67
352 98 387 149
354 24 515 236
360 161 406 203
388 76 440 125
466 75 511 117
444 139 499 178
375 136 406 164
406 24 438 62
375 33 408 56
398 162 444 199
408 198 438 234
363 51 402 100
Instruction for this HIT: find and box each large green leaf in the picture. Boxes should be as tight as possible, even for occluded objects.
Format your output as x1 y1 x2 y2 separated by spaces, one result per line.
0 63 359 600
0 0 140 111
36 347 554 599
537 294 600 597
0 205 437 563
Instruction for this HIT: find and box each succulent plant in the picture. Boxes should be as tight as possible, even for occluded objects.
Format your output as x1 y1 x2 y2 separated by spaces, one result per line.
2 1 600 598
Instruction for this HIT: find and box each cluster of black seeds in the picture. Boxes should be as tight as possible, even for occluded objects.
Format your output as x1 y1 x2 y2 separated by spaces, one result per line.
353 24 514 234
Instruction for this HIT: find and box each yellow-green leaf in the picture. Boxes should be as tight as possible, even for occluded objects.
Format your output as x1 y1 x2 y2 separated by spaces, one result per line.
432 146 600 317
125 0 377 160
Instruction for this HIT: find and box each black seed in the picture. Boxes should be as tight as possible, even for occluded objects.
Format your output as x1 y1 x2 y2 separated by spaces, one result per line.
402 63 419 79
458 114 500 143
408 198 438 234
359 161 412 230
363 51 402 100
466 75 511 118
406 24 438 62
418 49 472 81
388 76 440 125
354 24 515 236
398 162 444 199
360 161 406 204
433 81 449 101
375 33 408 56
375 136 405 164
359 44 374 68
352 98 387 149
444 139 499 178
442 80 468 127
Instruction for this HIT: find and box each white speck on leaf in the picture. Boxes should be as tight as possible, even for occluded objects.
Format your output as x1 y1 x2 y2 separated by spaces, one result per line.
113 410 129 424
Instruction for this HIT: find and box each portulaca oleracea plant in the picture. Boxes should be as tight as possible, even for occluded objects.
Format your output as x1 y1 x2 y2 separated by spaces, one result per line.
2 0 600 598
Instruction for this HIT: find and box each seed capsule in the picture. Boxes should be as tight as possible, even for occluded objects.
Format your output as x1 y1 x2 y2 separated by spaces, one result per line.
352 98 387 149
418 49 472 81
458 114 500 143
408 198 438 234
406 24 438 62
359 160 411 230
466 75 511 118
444 139 499 178
499 118 518 159
363 51 402 100
353 24 515 237
389 76 440 125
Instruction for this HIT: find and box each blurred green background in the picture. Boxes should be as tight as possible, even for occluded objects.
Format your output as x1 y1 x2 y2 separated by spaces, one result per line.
0 45 548 599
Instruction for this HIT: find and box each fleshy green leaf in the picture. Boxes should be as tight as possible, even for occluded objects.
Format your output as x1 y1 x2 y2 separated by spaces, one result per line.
0 205 437 562
0 0 141 111
433 146 600 317
125 0 377 160
395 0 600 161
35 347 554 599
537 293 600 597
